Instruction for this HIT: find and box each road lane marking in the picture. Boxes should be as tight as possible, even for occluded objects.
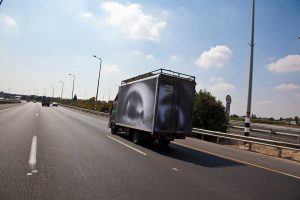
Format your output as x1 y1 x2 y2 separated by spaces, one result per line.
36 113 38 117
0 105 22 113
107 135 147 156
173 142 300 180
172 168 178 171
28 136 37 169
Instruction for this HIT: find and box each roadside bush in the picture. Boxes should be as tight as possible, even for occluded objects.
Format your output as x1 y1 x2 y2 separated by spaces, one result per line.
193 90 227 132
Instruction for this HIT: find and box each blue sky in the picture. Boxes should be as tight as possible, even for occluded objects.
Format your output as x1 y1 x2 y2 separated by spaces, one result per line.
0 0 299 118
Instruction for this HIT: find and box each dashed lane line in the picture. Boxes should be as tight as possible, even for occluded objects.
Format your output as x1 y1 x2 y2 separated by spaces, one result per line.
28 136 37 171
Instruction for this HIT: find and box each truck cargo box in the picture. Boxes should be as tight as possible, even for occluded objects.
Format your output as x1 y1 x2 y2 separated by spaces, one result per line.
111 69 195 140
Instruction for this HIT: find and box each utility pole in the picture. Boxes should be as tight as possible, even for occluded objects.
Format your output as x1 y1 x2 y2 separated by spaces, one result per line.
43 87 46 96
59 81 64 98
244 0 255 137
93 55 102 102
51 85 55 98
69 74 75 100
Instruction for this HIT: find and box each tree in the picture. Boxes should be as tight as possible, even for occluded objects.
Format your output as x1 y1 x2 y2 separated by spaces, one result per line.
88 97 95 102
73 94 77 101
295 116 299 125
193 90 228 132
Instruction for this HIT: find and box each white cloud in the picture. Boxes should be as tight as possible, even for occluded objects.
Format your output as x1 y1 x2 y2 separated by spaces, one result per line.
267 55 300 73
102 64 121 74
169 55 183 62
257 100 272 106
195 83 205 92
146 54 155 60
195 45 232 68
210 77 223 82
101 2 166 41
80 12 96 20
0 14 17 28
274 83 300 91
208 82 235 93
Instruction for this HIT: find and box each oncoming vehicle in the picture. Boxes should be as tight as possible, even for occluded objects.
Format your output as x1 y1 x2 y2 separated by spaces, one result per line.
52 102 58 107
42 96 50 107
109 69 196 146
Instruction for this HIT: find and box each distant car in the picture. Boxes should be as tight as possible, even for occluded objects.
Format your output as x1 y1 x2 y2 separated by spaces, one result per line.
33 100 37 103
41 96 50 107
52 102 58 107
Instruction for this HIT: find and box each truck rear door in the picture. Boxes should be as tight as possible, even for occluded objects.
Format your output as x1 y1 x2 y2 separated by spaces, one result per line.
155 78 180 133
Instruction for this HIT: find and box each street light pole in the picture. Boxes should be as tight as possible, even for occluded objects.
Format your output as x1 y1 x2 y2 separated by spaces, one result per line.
102 89 105 102
69 74 75 100
93 55 102 102
59 81 64 98
244 0 255 137
51 85 55 98
108 87 111 101
43 87 46 96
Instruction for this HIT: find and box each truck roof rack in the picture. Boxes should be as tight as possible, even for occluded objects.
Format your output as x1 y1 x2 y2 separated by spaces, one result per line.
121 69 195 84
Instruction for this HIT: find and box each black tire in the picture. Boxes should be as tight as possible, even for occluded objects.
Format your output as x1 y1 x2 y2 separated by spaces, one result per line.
111 124 117 135
158 139 170 147
132 132 140 144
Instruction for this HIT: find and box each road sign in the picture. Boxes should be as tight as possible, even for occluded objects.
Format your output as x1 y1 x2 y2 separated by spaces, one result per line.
226 95 232 104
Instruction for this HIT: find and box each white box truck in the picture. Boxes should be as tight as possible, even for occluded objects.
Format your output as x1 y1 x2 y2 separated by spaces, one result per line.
109 69 196 146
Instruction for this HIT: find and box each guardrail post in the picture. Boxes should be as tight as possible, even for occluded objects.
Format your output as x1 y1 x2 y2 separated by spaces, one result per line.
269 129 272 140
277 148 282 158
216 137 220 144
201 133 204 140
248 143 252 151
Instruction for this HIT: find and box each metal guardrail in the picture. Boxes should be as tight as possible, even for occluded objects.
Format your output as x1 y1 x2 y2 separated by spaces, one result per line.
192 128 300 157
229 125 300 144
58 103 300 157
58 103 109 117
0 99 21 104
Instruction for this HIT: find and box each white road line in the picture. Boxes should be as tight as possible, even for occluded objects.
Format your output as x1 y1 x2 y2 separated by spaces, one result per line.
28 136 37 168
106 135 147 156
172 167 178 171
173 141 300 180
36 113 38 117
0 105 22 113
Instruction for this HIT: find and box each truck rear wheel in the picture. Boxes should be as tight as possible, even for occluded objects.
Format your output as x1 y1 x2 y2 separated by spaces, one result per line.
158 139 170 147
111 124 117 135
132 132 140 144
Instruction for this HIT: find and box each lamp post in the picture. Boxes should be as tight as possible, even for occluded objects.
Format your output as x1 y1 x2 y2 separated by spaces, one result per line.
34 88 39 96
244 0 255 137
51 85 55 98
59 81 64 98
43 87 46 96
93 55 102 102
108 87 111 101
69 74 75 100
102 89 105 102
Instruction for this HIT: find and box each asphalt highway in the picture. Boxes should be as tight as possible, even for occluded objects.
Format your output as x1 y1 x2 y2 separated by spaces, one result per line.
0 103 299 200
